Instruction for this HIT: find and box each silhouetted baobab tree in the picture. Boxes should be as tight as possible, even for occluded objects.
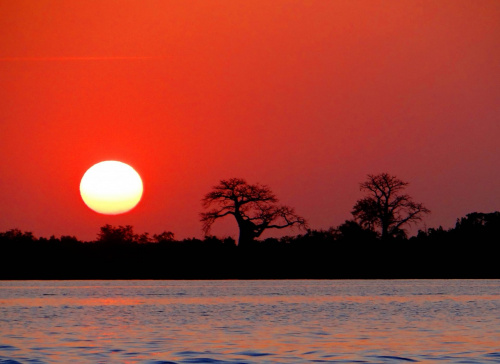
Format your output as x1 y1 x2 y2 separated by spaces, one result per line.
352 173 430 240
201 178 307 246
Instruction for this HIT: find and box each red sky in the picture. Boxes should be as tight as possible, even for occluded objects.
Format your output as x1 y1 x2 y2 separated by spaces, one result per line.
1 0 499 241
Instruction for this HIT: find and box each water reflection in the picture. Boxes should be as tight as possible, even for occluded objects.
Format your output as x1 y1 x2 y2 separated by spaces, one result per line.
1 280 499 363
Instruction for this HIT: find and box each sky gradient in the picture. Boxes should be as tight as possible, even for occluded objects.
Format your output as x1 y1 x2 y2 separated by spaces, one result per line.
1 0 499 241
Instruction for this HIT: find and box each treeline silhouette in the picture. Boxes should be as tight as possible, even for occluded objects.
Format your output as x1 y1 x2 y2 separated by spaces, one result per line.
1 211 498 279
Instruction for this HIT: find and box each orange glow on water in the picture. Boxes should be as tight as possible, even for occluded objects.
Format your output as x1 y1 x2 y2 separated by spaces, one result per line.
1 280 500 363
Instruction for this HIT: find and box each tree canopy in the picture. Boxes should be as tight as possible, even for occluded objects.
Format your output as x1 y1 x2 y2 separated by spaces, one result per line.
201 178 307 246
1 210 498 279
352 173 430 240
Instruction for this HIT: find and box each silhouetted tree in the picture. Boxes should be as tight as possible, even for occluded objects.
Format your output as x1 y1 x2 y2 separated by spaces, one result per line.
335 220 378 243
0 228 35 242
201 178 307 246
153 231 175 243
352 173 430 240
97 224 137 244
454 212 500 232
1 210 500 278
60 235 79 245
452 211 500 244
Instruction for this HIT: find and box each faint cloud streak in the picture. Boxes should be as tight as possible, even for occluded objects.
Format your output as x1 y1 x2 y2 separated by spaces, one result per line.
0 56 160 62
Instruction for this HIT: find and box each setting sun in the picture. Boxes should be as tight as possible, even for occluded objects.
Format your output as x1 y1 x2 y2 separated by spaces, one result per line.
80 161 143 215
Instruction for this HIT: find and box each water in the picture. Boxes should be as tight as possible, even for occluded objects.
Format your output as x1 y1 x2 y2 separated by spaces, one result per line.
0 280 499 363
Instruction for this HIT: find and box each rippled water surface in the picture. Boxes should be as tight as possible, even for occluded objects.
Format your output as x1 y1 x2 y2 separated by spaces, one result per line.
1 280 499 363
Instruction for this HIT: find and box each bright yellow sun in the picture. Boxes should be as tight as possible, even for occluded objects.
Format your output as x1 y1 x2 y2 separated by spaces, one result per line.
80 161 143 215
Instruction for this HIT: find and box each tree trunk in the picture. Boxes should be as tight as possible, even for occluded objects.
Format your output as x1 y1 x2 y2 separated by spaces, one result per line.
381 202 390 241
237 220 257 247
381 218 389 241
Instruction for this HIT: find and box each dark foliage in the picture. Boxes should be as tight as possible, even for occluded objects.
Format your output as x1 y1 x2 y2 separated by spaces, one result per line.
352 173 430 240
201 178 307 246
1 211 498 279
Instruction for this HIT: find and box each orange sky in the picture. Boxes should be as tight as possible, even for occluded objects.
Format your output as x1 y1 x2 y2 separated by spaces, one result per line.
1 0 499 241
